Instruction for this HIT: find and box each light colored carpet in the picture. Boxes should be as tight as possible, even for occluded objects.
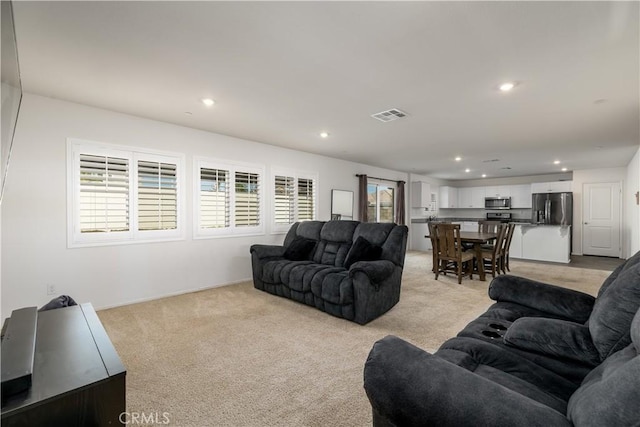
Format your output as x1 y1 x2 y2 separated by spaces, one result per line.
98 251 611 427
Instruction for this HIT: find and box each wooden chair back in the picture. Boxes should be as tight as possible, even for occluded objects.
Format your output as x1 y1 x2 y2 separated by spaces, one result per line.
435 223 464 261
478 220 501 234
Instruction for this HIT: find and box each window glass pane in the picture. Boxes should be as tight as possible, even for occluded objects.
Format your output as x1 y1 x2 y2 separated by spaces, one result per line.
274 175 295 225
367 184 377 223
235 171 260 227
297 178 315 221
79 154 129 233
201 168 229 228
138 161 177 231
379 186 395 223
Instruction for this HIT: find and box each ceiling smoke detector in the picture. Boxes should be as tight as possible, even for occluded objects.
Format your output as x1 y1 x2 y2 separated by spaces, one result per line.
371 108 408 122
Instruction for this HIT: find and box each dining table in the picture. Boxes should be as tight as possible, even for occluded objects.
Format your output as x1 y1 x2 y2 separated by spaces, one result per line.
426 231 498 281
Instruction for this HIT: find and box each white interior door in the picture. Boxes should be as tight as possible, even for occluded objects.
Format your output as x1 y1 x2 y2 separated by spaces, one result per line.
582 182 621 257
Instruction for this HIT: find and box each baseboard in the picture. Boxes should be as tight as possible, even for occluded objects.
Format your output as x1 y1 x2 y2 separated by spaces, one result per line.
94 278 253 311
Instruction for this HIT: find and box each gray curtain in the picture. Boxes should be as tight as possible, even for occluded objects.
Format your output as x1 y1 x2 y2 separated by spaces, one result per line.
358 174 368 222
395 181 406 225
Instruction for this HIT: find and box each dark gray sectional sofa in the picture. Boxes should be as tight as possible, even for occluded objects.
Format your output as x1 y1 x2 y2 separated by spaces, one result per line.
364 250 640 426
250 220 408 324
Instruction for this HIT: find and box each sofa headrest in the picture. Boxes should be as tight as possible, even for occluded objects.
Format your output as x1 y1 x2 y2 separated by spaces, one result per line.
320 220 359 243
598 250 640 298
589 261 640 360
353 222 396 246
295 221 325 240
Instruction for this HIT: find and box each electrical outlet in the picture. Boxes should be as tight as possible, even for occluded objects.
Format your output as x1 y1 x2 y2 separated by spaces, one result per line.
47 284 56 295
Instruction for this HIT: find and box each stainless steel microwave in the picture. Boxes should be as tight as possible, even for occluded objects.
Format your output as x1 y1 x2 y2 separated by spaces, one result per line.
485 197 511 210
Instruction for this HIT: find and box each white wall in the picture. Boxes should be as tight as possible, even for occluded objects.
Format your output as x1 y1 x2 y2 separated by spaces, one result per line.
572 167 627 257
1 94 408 316
626 148 640 256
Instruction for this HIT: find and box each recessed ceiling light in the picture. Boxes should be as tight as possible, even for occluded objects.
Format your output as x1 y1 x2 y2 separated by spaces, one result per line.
553 160 561 165
465 168 471 173
455 156 462 162
320 132 329 138
561 167 568 172
202 98 215 107
499 82 515 92
481 174 487 178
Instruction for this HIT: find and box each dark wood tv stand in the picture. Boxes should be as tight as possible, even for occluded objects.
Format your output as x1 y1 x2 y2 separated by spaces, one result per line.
1 303 126 426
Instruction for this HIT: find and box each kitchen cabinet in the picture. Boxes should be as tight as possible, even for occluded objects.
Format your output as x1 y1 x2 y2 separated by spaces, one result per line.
510 184 532 208
410 222 431 251
484 185 511 198
439 186 458 208
457 187 485 208
531 181 572 193
411 181 432 208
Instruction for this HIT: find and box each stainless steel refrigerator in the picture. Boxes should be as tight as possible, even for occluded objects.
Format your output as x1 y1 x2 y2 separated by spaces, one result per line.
531 192 573 225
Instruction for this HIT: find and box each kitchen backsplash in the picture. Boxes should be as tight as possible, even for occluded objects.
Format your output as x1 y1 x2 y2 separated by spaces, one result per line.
411 207 532 221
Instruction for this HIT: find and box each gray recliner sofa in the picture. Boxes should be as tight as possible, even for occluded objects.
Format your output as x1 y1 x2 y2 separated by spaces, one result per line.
364 250 640 426
250 220 408 324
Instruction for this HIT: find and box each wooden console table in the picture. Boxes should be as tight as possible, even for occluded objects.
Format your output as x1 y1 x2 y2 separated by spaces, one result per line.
1 303 126 426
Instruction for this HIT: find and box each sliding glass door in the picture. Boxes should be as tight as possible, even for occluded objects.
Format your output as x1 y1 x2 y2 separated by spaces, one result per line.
367 181 395 223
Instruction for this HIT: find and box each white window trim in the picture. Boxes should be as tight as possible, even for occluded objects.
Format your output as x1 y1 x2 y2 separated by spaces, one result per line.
367 179 397 223
67 138 185 248
271 167 318 234
193 156 265 239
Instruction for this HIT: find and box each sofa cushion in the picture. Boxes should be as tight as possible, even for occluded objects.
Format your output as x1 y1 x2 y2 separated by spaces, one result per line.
286 263 345 293
567 309 640 426
310 269 353 305
344 236 382 269
597 250 640 298
283 237 316 261
588 263 640 360
262 259 313 284
503 318 600 366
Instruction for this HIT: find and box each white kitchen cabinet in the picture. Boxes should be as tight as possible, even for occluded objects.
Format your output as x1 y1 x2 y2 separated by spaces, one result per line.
458 187 472 209
471 187 486 208
457 187 485 208
484 185 511 198
461 221 477 232
531 181 572 193
439 186 458 208
520 225 571 263
510 184 532 208
410 222 431 251
411 181 432 208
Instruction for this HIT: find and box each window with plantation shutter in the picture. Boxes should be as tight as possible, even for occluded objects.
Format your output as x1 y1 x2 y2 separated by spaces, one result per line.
79 154 130 234
235 171 260 227
297 178 315 221
274 175 295 225
68 139 184 247
194 158 264 238
137 161 177 231
271 169 317 233
200 168 230 229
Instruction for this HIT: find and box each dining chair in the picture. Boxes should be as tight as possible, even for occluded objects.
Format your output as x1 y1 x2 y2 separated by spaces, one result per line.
427 222 439 274
478 220 502 250
480 223 507 278
500 222 516 274
434 223 475 284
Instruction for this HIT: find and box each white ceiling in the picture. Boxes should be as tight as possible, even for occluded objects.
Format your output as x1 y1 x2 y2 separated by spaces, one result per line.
12 1 640 180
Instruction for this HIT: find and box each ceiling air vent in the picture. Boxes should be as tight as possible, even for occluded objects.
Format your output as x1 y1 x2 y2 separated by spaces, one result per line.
371 108 408 122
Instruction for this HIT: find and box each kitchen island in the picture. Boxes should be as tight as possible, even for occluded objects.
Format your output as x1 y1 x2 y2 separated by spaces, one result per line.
510 224 571 263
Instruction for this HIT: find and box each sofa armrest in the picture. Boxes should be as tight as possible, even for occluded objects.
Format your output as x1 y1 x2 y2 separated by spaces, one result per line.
250 244 285 259
503 317 601 366
364 336 572 427
489 275 596 322
349 260 395 285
